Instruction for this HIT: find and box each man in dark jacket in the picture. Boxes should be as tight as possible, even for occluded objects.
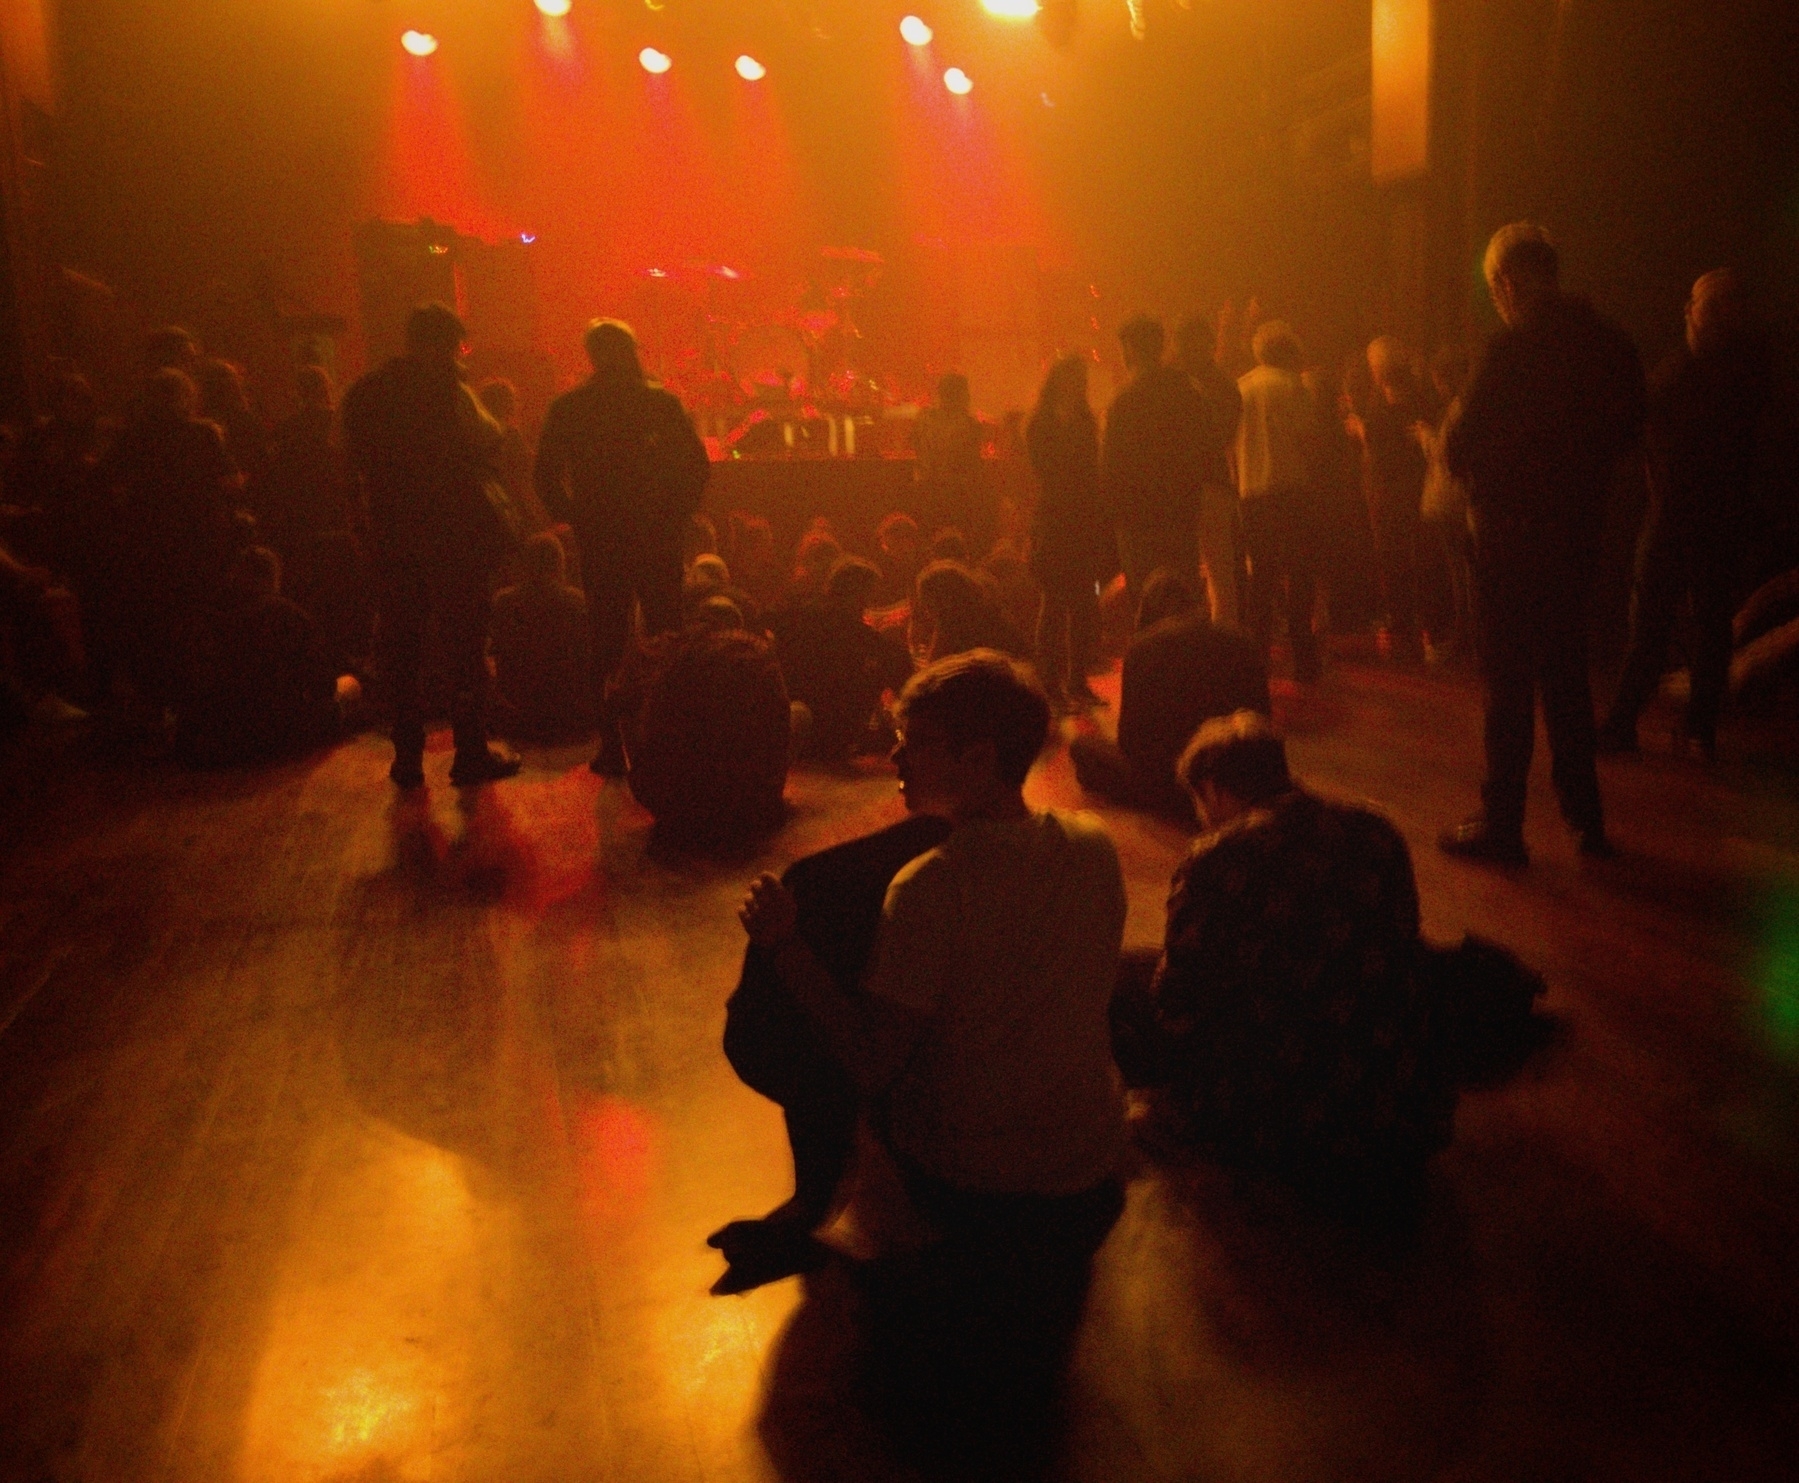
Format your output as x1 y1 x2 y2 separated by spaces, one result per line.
1598 269 1771 761
534 318 710 775
342 302 520 788
1103 316 1210 595
1441 224 1646 865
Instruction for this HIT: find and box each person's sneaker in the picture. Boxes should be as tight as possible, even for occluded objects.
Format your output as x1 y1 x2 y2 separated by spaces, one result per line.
1593 721 1639 756
449 744 522 786
1438 816 1529 867
589 733 628 777
389 754 426 789
1578 828 1618 860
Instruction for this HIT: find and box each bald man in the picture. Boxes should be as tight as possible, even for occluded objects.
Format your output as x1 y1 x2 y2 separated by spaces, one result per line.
1598 270 1771 761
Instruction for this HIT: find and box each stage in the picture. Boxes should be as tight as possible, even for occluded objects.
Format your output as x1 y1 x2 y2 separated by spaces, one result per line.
0 661 1795 1480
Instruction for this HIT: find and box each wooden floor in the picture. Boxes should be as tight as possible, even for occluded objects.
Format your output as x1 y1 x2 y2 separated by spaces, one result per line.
1 661 1796 1482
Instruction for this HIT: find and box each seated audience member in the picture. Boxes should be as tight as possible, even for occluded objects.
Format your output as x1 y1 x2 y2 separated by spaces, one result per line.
1070 569 1270 821
771 555 913 763
619 603 792 844
912 560 1026 663
491 531 593 742
786 526 842 605
980 541 1041 658
874 511 922 607
195 357 269 499
685 511 720 567
179 546 339 764
730 652 1126 1441
476 378 551 536
1120 712 1455 1201
926 526 969 565
725 511 783 612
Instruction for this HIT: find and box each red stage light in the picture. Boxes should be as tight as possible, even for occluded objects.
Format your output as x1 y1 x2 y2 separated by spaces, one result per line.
639 47 672 75
943 66 973 96
400 30 438 58
734 55 767 82
899 16 934 47
534 0 572 16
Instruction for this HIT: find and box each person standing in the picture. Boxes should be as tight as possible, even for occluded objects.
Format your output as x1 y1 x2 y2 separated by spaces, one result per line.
1026 356 1111 710
1354 336 1430 663
1597 269 1770 761
1174 314 1244 628
1440 224 1645 864
1235 321 1321 681
1102 316 1209 598
911 372 986 543
342 302 521 789
534 318 710 776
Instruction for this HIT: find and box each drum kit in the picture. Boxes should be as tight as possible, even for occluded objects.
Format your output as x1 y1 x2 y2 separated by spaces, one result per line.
632 246 901 446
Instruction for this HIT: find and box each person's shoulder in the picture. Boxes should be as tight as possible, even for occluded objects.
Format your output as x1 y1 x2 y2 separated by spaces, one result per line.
1041 807 1121 865
783 814 954 891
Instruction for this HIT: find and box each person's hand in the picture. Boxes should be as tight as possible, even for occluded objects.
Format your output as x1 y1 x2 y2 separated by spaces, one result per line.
739 873 799 949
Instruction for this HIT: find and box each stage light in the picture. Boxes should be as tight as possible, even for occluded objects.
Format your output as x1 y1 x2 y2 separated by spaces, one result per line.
899 16 934 47
639 47 671 74
981 0 1040 17
400 30 438 58
943 66 972 95
734 55 767 82
534 0 572 16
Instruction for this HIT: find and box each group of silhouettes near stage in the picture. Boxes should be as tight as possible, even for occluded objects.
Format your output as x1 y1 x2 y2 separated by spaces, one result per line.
1 221 1796 1462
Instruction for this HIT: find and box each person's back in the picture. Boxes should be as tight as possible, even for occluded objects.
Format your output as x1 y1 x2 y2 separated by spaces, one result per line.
535 374 706 546
1103 364 1207 530
1118 612 1270 810
341 353 482 564
262 405 351 550
626 624 791 841
770 571 911 763
1235 362 1312 499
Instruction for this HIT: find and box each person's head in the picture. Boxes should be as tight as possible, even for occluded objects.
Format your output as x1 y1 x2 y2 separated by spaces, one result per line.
824 554 881 613
1366 336 1411 401
584 318 645 382
729 511 776 570
520 530 567 588
878 510 919 562
893 649 1051 816
927 526 968 564
477 378 518 425
1252 320 1303 373
792 528 842 590
1172 313 1217 374
687 551 730 591
144 367 197 418
1178 709 1291 827
685 511 719 565
1035 355 1090 421
935 371 972 415
693 593 745 632
405 302 467 366
295 364 333 414
144 326 200 374
195 358 249 418
1483 222 1560 327
228 545 282 601
1137 567 1200 631
1686 267 1745 357
1118 315 1165 376
1428 344 1472 403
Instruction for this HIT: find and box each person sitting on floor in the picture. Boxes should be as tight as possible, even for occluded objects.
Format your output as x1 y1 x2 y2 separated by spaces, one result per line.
874 510 922 607
179 546 340 764
911 559 1027 663
1115 711 1456 1204
617 599 792 844
770 555 913 763
731 651 1127 1446
1070 569 1270 821
491 530 593 743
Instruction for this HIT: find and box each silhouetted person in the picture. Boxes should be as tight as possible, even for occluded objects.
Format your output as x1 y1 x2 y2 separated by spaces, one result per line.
1440 224 1645 864
1599 269 1771 761
912 372 985 540
1027 355 1111 710
1355 336 1429 661
617 603 791 844
342 302 521 788
1115 712 1455 1206
477 378 552 535
180 546 339 764
1071 567 1270 820
770 555 912 763
1174 313 1245 627
97 367 237 712
1420 346 1476 661
913 560 1026 663
1103 316 1208 594
491 530 593 742
195 358 269 501
534 317 710 776
1236 320 1321 681
733 653 1126 1449
874 511 922 608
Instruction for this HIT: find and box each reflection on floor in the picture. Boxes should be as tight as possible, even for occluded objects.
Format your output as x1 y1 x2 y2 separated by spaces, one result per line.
0 661 1795 1480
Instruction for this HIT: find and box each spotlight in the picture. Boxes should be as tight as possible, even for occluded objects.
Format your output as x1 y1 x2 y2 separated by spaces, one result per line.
899 16 934 47
639 47 672 74
401 30 438 57
535 0 572 16
943 66 972 95
981 0 1040 16
734 55 767 82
